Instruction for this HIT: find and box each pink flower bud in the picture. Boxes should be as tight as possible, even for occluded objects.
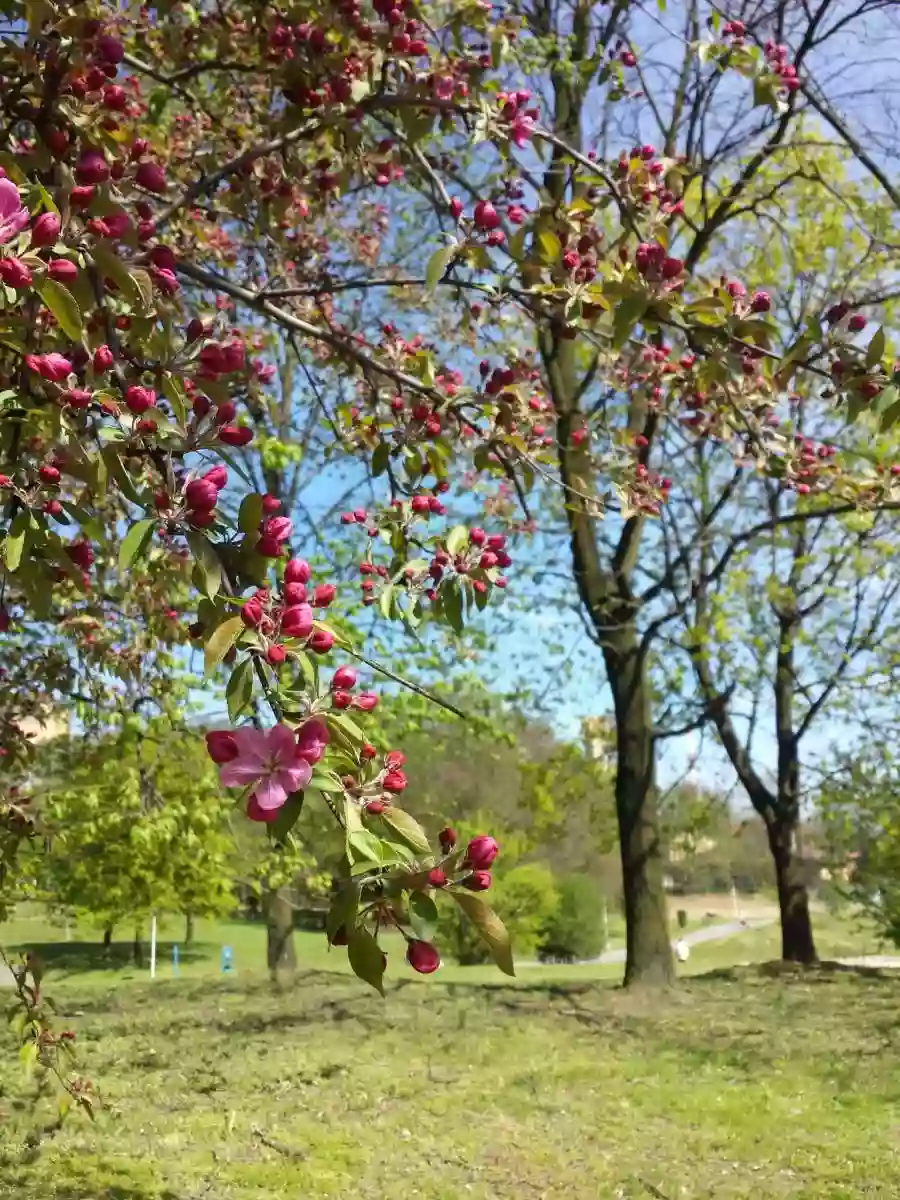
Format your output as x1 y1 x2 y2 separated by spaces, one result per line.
282 582 305 605
63 388 92 409
469 527 486 546
473 200 499 230
385 750 405 769
218 425 253 446
256 534 282 558
332 666 357 690
70 185 95 208
185 317 205 343
309 628 335 654
124 385 155 414
281 604 313 639
39 464 60 485
75 149 109 185
313 583 336 606
262 515 293 543
48 258 77 282
262 494 281 514
267 644 286 665
366 799 387 814
96 34 124 63
241 597 264 628
93 344 114 372
355 691 378 712
203 465 228 489
736 285 766 315
465 834 499 870
406 940 440 974
206 730 238 763
247 795 279 823
848 313 866 332
149 245 176 271
0 258 32 288
185 478 218 510
428 868 447 888
463 870 492 892
135 161 166 193
31 211 61 247
27 352 72 382
296 717 329 765
332 689 353 709
450 197 463 219
285 558 311 584
383 769 407 793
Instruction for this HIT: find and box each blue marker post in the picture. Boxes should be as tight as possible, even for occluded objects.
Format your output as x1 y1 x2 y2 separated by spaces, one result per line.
221 945 233 974
172 944 179 977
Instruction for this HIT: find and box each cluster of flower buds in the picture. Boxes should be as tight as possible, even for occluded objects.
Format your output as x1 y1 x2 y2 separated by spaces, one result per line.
238 558 336 665
345 746 405 813
721 18 745 42
764 39 800 93
177 464 227 528
634 241 684 284
496 89 536 149
403 832 501 974
614 144 684 216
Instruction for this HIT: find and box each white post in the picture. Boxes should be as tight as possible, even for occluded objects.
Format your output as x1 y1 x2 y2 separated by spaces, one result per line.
150 914 157 979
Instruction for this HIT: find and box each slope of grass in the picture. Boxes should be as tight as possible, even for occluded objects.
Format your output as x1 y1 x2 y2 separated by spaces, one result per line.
3 961 900 1200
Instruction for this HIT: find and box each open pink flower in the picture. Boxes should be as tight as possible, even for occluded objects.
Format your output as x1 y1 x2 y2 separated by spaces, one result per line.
0 178 28 245
218 725 311 812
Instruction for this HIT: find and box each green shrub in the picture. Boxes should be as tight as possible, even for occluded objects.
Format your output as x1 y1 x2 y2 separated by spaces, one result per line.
539 874 607 961
440 863 559 965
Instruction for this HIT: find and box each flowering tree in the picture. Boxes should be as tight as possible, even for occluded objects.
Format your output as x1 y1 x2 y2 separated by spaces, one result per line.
0 0 897 1065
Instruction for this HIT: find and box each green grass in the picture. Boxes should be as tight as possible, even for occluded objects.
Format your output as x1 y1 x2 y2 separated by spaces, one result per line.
2 908 900 1198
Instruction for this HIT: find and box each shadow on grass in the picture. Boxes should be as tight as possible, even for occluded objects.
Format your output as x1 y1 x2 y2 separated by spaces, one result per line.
6 939 212 976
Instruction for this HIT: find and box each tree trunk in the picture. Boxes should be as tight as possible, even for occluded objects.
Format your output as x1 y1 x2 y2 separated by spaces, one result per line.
132 926 144 968
604 629 674 987
102 926 113 953
767 815 817 963
184 912 194 946
264 887 296 982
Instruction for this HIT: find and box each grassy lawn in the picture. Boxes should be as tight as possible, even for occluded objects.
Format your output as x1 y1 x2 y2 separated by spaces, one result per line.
2 909 899 1198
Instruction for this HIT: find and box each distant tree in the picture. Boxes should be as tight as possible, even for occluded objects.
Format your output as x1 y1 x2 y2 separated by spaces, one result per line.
38 724 235 961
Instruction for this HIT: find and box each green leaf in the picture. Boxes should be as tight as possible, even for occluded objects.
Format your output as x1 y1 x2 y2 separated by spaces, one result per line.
507 226 527 262
445 525 469 557
347 928 385 995
19 1041 37 1077
36 278 82 341
408 891 438 942
90 241 140 309
4 510 28 571
867 327 885 370
536 228 561 264
371 441 390 477
349 828 384 864
328 711 365 744
613 295 647 348
118 518 154 572
270 791 304 843
441 581 464 634
451 892 515 976
326 882 359 943
186 531 222 598
425 244 457 293
204 615 243 675
238 493 264 536
225 658 254 722
308 769 345 793
379 584 395 620
379 806 432 856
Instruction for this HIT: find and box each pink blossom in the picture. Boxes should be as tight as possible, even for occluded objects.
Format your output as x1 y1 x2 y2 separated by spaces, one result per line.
510 114 534 149
218 725 312 812
432 75 454 101
0 178 28 245
296 717 328 765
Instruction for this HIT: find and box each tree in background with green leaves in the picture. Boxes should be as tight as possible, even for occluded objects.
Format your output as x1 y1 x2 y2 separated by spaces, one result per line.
37 724 235 963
